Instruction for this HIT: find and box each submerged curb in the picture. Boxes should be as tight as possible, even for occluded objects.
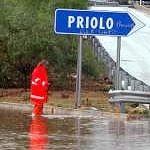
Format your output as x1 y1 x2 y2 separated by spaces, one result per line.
0 102 125 119
0 102 96 116
0 102 32 112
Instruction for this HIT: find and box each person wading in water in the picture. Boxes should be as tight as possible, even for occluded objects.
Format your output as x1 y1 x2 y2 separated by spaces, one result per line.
30 59 50 116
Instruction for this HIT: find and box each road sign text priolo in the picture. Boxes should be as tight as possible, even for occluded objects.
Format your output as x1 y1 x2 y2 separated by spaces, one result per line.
55 9 145 36
68 16 114 30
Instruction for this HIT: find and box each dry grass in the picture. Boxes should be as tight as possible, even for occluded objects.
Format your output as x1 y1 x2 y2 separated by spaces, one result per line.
0 89 119 113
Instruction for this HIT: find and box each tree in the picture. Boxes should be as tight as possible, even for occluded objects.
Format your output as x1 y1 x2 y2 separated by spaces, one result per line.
0 0 104 89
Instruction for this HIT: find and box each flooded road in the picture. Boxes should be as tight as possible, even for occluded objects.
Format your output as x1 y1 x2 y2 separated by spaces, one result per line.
1 109 150 150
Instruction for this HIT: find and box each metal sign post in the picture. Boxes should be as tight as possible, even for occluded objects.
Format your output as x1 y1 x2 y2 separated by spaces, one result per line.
75 36 82 108
115 37 126 112
115 37 121 90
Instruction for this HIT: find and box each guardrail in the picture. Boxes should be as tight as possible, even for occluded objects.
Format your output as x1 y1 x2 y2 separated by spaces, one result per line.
109 90 150 112
109 90 150 104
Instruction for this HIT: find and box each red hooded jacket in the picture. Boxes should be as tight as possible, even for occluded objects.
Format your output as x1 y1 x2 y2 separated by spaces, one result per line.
30 64 48 104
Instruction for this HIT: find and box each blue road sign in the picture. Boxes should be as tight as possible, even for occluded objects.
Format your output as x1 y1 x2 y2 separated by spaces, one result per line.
54 9 144 36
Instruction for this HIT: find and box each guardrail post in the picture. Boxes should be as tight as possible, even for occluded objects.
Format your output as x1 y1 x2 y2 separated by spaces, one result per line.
144 85 150 92
97 46 101 61
131 79 135 90
135 80 143 91
94 42 98 56
120 71 129 90
120 102 125 113
108 61 113 82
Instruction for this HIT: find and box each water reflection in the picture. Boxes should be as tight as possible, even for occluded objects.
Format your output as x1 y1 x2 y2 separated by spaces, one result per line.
29 116 48 150
75 118 81 150
108 119 125 136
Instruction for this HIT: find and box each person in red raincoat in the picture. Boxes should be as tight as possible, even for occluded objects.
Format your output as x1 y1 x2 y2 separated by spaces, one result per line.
30 59 49 116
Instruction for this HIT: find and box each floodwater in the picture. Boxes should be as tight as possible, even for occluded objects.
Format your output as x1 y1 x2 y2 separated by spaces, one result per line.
1 109 150 150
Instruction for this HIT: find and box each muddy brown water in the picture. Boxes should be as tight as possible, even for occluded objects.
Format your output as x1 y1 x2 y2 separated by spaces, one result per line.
1 108 150 150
